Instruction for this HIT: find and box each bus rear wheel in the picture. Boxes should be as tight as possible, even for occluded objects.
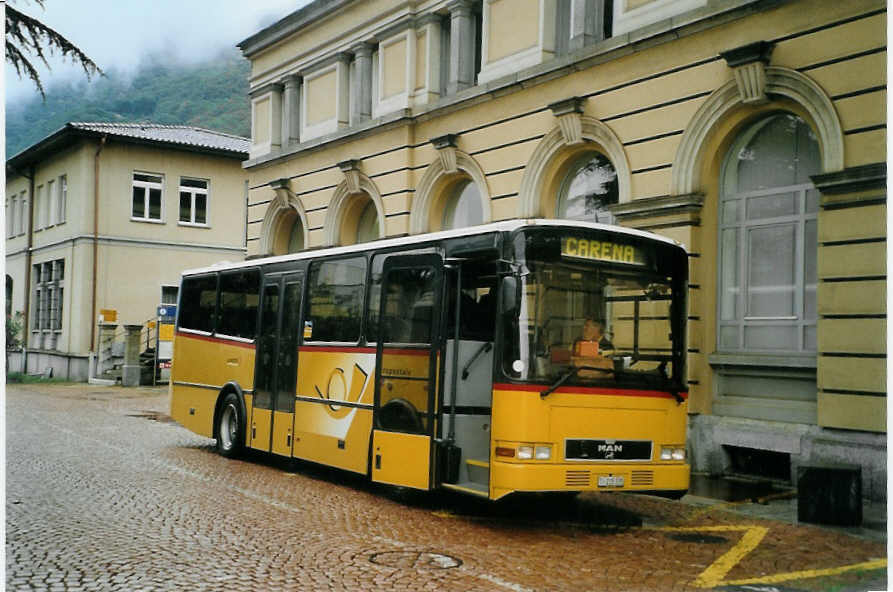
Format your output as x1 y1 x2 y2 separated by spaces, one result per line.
216 392 244 458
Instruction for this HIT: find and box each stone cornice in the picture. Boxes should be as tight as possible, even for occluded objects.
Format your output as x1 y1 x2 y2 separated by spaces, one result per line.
548 96 586 117
446 0 475 16
609 193 705 221
300 51 352 77
243 0 774 171
238 0 355 57
811 163 886 196
249 82 284 99
719 40 775 67
374 15 417 43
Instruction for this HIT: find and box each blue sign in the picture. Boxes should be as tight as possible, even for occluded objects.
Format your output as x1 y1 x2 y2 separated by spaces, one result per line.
157 304 177 319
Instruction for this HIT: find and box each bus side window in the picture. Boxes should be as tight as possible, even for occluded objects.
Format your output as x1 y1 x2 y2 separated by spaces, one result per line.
447 265 496 342
179 274 217 333
217 270 260 339
305 257 366 343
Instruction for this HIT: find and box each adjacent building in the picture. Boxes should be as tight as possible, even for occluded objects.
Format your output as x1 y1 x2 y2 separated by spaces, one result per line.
236 0 887 498
5 123 249 380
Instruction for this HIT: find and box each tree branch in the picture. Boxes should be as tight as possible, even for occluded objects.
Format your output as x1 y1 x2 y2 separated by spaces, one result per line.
5 3 103 98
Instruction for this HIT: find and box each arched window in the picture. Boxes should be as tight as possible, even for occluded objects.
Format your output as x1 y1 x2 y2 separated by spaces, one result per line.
718 113 820 352
287 218 304 253
556 153 618 224
335 193 380 246
356 200 380 243
442 179 483 230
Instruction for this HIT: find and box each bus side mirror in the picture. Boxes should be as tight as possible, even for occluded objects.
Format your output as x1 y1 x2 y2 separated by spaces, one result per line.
501 276 518 316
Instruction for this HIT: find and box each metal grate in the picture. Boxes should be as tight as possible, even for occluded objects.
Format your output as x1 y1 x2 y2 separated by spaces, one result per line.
565 470 591 487
630 470 654 486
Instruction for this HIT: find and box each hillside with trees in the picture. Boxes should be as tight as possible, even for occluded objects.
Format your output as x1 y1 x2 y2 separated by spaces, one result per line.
6 49 251 157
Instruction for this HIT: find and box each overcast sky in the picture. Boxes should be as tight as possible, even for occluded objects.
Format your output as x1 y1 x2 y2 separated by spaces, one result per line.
5 0 312 102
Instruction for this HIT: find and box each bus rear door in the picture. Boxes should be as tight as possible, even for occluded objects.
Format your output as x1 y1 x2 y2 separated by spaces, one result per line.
371 254 443 490
251 272 303 456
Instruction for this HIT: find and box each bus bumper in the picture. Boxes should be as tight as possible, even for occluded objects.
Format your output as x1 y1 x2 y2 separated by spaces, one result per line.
490 460 690 500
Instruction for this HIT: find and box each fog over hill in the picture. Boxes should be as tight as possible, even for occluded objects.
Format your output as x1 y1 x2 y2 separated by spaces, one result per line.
6 48 251 158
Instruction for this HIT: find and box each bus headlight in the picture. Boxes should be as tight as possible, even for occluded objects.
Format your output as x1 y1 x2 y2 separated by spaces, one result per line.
661 446 686 461
535 445 552 460
518 445 534 460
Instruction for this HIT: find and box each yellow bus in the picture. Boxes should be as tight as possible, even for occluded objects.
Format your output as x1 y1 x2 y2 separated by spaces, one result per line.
170 219 689 500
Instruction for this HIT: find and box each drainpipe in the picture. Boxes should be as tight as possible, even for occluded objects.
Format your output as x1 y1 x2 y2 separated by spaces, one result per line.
90 136 107 353
21 165 35 370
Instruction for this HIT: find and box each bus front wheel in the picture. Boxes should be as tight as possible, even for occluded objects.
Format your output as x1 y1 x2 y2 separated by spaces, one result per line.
216 392 244 458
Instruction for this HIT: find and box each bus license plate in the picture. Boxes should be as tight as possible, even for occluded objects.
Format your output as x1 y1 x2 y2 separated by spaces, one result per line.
597 475 624 488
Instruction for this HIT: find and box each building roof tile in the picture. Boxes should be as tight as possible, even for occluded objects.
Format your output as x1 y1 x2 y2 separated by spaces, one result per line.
7 122 249 172
68 122 249 154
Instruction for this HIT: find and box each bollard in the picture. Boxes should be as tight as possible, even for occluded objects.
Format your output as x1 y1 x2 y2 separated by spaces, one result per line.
121 324 143 387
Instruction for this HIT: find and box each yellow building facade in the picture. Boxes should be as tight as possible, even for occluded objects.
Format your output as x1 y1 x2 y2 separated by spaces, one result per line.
239 0 886 498
5 123 249 380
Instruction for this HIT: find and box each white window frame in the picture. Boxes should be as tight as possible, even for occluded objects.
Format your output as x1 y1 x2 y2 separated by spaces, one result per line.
34 184 44 231
31 258 65 348
18 192 27 236
161 285 179 305
57 175 67 225
46 178 56 227
178 177 210 227
716 116 818 354
7 197 14 238
131 172 165 223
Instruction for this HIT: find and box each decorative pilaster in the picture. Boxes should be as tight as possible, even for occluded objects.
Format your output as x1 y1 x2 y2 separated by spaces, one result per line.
447 0 476 94
351 43 374 123
719 41 775 105
338 159 363 194
415 13 443 104
570 0 605 51
282 74 302 147
548 96 586 145
431 134 459 174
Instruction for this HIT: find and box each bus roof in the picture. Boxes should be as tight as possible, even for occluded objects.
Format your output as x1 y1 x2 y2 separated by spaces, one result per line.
182 219 684 276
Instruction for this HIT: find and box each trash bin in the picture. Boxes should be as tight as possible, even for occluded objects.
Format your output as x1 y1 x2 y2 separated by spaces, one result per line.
797 463 862 526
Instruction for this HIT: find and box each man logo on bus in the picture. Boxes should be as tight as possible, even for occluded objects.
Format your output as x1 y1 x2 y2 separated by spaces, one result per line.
599 443 623 459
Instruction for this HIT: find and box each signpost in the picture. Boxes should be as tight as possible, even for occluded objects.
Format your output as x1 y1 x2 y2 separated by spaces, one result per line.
154 304 177 386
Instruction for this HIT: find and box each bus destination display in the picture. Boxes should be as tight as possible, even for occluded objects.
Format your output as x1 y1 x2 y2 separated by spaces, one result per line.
560 236 646 266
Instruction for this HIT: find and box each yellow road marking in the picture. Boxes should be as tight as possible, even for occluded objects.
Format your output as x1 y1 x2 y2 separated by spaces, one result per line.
650 525 887 588
723 558 888 587
649 525 768 588
431 510 456 519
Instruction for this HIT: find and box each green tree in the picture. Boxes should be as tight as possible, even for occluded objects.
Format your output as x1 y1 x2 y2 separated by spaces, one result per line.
6 0 102 98
6 311 25 374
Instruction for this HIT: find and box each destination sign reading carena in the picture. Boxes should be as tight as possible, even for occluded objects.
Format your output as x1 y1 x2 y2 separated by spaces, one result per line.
561 236 646 265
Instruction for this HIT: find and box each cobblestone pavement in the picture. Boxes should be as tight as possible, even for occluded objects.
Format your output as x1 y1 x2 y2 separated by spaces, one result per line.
6 383 888 591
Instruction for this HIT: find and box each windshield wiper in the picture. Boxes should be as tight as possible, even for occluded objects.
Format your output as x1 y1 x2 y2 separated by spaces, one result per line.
540 365 613 399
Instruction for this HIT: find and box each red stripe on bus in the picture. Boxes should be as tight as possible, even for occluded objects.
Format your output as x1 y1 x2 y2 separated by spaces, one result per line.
382 347 431 356
175 331 256 349
299 345 377 354
493 383 688 400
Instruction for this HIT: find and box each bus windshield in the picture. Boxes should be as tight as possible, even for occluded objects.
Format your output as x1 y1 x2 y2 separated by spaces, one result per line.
502 229 686 391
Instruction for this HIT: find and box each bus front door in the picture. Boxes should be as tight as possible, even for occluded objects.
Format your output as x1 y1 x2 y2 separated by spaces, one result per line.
251 272 303 456
371 255 443 490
